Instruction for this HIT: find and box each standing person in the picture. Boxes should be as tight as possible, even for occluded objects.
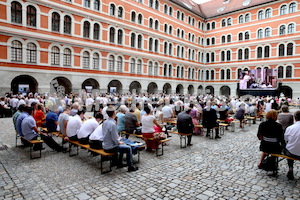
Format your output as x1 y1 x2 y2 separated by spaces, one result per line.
77 113 103 144
277 105 294 133
284 110 300 180
141 105 162 151
177 108 194 146
102 107 138 172
22 107 67 152
203 101 221 139
189 103 200 135
257 110 285 169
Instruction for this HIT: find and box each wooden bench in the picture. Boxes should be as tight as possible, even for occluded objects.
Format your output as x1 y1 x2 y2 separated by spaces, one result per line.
21 136 44 159
246 116 256 125
263 153 300 176
142 137 170 156
120 131 143 138
170 131 192 148
219 123 229 135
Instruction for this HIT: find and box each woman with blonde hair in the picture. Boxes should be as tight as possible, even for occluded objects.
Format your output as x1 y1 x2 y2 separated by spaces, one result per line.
257 109 285 168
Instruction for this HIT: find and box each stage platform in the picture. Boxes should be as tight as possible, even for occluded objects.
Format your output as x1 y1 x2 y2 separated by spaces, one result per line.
238 88 279 97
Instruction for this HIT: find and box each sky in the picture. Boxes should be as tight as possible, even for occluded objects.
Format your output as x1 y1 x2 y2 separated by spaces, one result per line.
191 0 212 3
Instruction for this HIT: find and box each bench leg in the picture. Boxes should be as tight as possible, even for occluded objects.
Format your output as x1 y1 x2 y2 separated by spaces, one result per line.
156 141 164 156
230 123 235 132
180 135 187 148
69 143 79 157
100 155 113 174
30 144 42 159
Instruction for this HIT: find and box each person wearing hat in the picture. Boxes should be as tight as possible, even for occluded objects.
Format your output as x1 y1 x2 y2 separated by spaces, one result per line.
102 106 138 172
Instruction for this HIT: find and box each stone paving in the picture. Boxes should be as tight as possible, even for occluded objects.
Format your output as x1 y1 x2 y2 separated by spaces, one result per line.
1 112 300 199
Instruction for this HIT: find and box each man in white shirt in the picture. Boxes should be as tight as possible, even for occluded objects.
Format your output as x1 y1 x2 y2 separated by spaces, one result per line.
66 110 85 141
89 123 104 149
284 110 300 180
162 102 174 122
77 113 103 144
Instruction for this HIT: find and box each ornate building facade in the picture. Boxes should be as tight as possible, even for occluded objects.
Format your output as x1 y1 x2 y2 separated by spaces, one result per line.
0 0 299 97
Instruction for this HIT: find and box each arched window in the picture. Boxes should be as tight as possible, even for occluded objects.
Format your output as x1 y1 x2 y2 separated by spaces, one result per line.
83 21 90 38
257 29 263 38
181 30 184 39
206 38 210 46
169 65 172 77
108 55 115 71
238 49 243 60
211 37 215 45
131 12 136 22
117 29 123 45
138 14 143 24
206 70 209 80
279 44 285 56
238 33 243 41
137 59 142 74
94 0 100 11
206 53 209 63
227 18 232 26
109 27 115 43
245 13 250 22
84 0 90 8
278 66 284 78
221 51 225 61
286 66 292 78
244 48 249 59
264 46 270 58
168 43 172 56
130 58 136 73
137 35 143 49
27 5 36 27
289 2 296 13
63 48 71 66
169 7 173 16
221 36 225 43
149 18 153 28
287 43 293 55
154 20 159 30
131 33 136 47
163 64 168 76
177 46 180 57
226 51 231 61
227 35 231 43
11 1 22 24
207 23 210 30
110 4 115 16
51 46 60 65
221 19 226 27
221 69 225 80
265 8 271 18
237 68 242 79
181 66 184 78
245 31 250 40
280 5 287 15
154 62 158 76
265 28 270 37
93 23 100 40
149 38 153 51
64 15 72 34
288 23 295 33
82 51 90 68
212 22 215 29
117 56 122 72
257 47 262 58
148 61 153 75
258 10 264 19
155 0 159 10
226 69 231 79
164 42 168 54
52 12 60 32
181 13 184 21
211 70 214 80
211 52 215 62
118 7 123 18
149 0 153 8
188 68 191 79
164 5 168 14
239 15 244 23
26 42 36 63
177 66 180 78
181 47 184 58
169 26 172 35
154 39 159 52
279 25 286 35
93 53 99 69
164 24 168 33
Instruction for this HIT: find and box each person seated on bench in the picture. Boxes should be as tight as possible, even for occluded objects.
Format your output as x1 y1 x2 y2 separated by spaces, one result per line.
16 105 32 146
22 107 67 152
257 110 285 169
66 109 86 141
45 108 59 132
116 105 127 133
89 121 104 149
58 107 70 141
177 107 194 146
125 108 141 137
235 103 247 128
141 105 162 151
77 113 103 144
103 106 138 172
284 110 300 180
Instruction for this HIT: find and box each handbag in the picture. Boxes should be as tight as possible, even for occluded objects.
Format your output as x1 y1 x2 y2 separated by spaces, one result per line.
261 156 277 171
153 132 166 140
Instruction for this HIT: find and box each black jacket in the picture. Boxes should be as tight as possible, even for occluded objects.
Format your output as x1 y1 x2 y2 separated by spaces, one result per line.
177 111 194 134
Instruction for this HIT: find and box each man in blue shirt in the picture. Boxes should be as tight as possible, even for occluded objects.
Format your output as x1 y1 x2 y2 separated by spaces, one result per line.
103 106 138 172
22 107 67 152
46 109 59 132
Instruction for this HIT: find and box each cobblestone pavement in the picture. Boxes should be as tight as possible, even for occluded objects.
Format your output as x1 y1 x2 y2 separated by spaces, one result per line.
1 113 300 200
